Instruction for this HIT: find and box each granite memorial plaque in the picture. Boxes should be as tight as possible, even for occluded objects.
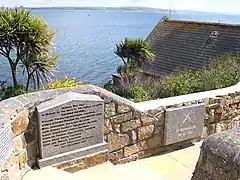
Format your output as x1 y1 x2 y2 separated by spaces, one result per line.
37 92 108 167
164 104 204 145
0 122 13 166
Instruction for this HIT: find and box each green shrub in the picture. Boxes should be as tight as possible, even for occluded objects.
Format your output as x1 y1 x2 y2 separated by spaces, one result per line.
108 54 240 102
48 76 83 89
199 54 240 90
0 85 26 100
128 84 150 102
117 62 141 75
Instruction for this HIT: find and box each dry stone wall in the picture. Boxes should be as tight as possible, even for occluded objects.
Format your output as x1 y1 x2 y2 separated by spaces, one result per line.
105 91 240 164
1 84 240 179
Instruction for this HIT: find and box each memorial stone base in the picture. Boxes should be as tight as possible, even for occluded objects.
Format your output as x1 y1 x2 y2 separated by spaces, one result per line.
37 142 108 168
54 149 109 173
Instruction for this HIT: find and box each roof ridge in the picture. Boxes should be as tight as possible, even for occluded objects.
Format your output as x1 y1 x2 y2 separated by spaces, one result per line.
145 16 169 43
166 19 240 27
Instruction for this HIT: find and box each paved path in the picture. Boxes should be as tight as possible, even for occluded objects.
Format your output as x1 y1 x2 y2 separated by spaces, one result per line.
23 142 201 180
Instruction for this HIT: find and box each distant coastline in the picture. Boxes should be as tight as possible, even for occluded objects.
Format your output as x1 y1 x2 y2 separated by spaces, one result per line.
24 6 173 12
19 6 240 15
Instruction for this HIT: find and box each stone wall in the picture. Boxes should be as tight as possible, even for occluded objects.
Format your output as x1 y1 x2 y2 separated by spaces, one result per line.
106 92 240 164
192 128 240 180
1 83 240 179
0 109 32 180
0 85 137 179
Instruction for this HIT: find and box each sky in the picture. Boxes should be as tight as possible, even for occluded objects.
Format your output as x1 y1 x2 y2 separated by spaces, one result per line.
0 0 240 14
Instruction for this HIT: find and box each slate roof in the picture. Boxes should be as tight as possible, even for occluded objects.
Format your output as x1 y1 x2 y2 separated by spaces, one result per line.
142 17 240 77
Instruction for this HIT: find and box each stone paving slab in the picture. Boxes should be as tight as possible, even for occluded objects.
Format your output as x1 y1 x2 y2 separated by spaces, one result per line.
73 162 163 180
22 142 202 180
139 142 201 180
22 167 72 180
167 143 201 171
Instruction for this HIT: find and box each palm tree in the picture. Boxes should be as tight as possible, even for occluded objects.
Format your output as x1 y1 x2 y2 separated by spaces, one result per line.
114 38 154 66
0 8 56 88
114 38 154 84
21 53 58 91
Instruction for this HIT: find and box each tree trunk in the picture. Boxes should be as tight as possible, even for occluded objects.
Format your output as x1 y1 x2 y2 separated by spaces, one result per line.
8 56 18 89
10 66 18 88
121 57 126 64
26 74 31 91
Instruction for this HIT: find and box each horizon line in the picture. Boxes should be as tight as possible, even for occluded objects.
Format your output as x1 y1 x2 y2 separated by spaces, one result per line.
2 5 240 15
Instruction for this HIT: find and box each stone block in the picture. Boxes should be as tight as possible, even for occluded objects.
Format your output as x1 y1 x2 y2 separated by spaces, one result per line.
1 154 16 172
226 99 234 105
108 149 123 164
62 163 85 173
81 152 108 169
19 151 27 170
137 141 148 151
108 133 129 152
147 109 158 115
120 119 141 132
13 135 23 155
11 111 29 137
215 106 224 114
55 151 108 173
206 109 215 123
124 144 140 157
154 126 163 136
128 130 137 143
123 141 148 158
113 124 121 133
228 120 240 130
111 112 133 124
207 124 216 136
123 142 147 157
235 95 240 101
220 113 229 121
156 111 165 121
147 135 162 149
117 104 131 114
138 147 164 159
104 119 112 134
133 110 141 119
138 125 154 140
208 103 219 109
105 103 116 118
216 122 228 133
147 108 165 115
118 154 138 164
141 115 155 126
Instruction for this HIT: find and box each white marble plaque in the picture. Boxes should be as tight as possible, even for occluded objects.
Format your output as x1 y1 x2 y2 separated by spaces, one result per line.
164 104 205 145
37 92 104 159
0 123 13 166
